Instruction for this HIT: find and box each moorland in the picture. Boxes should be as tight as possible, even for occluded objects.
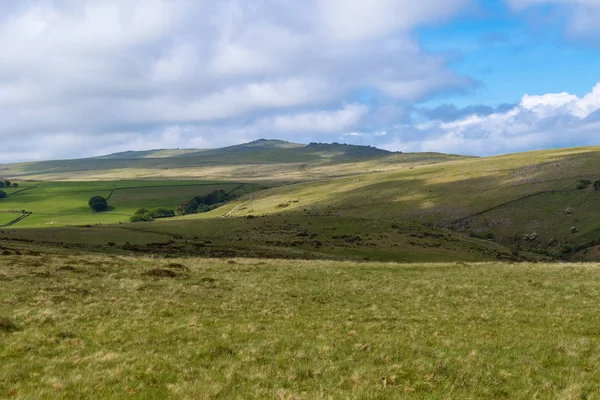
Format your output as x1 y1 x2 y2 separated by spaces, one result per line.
1 139 600 398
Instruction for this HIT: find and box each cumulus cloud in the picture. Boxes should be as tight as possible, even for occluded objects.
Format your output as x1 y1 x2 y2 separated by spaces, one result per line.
381 83 600 155
0 0 475 162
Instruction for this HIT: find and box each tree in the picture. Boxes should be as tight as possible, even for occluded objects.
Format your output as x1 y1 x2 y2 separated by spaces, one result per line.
0 190 6 199
0 182 4 188
594 180 600 191
130 207 175 222
11 183 18 188
4 181 10 188
88 196 108 212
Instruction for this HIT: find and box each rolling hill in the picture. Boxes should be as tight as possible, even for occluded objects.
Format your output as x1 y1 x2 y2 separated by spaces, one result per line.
0 139 465 182
0 141 598 261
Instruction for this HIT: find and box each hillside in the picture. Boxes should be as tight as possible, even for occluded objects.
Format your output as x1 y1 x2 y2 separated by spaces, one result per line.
0 140 464 182
0 143 598 261
220 146 600 258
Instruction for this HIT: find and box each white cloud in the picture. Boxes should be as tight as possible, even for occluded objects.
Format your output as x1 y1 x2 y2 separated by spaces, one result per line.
253 104 369 134
381 83 600 155
317 0 472 41
0 0 474 161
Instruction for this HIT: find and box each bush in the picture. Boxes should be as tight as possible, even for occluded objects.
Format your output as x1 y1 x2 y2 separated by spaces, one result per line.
88 196 108 212
130 215 151 222
594 180 600 191
177 190 236 215
130 207 175 222
0 190 6 199
576 179 592 190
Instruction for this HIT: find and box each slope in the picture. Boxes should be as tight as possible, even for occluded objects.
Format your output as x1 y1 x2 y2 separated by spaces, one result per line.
0 140 467 182
220 146 600 258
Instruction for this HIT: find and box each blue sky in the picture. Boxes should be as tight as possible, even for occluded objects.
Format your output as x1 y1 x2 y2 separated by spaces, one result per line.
419 1 600 106
0 0 599 162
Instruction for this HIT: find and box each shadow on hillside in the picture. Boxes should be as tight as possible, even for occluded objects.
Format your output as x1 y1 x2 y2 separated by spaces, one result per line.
270 150 600 228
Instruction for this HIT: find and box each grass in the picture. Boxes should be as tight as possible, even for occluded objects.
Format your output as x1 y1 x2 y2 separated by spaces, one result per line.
0 149 469 182
1 146 599 259
1 249 600 399
0 213 22 226
0 181 258 227
1 214 526 262
220 146 600 256
107 184 242 215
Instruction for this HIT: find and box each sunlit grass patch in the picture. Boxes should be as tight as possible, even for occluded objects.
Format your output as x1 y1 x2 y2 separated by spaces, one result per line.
1 252 600 398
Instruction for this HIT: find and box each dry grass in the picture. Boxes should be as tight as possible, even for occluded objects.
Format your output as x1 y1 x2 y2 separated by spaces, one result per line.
2 249 600 399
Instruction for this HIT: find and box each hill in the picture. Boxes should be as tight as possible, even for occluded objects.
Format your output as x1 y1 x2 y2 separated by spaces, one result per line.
92 149 201 159
0 140 463 182
0 143 598 261
219 146 600 259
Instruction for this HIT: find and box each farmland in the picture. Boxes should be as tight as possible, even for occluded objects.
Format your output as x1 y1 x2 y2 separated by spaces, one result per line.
0 181 259 228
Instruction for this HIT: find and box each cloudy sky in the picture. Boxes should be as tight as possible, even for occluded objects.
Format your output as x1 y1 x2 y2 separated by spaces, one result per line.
1 0 600 162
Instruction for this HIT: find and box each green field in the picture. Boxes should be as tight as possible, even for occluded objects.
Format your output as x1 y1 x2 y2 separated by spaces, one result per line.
1 249 599 399
0 212 21 226
1 142 600 399
0 181 257 228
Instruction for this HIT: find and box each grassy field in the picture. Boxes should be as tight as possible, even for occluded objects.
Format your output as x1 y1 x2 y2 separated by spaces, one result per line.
0 181 257 228
1 214 528 263
0 212 21 226
1 248 599 399
0 145 469 182
221 146 600 257
0 145 598 259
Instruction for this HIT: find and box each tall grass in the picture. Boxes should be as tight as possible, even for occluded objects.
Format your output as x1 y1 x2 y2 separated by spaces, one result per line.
2 251 599 398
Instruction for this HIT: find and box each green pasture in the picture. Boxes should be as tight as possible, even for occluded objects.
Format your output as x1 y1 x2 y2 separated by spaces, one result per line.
0 212 21 226
0 181 256 228
107 183 242 215
1 251 599 399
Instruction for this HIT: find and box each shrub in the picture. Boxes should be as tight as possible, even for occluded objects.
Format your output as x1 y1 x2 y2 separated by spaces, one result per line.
88 196 108 212
130 215 151 223
576 179 592 190
177 190 236 215
130 207 176 222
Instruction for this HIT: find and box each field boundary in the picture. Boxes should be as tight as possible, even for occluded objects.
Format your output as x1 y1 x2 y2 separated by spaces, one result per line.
0 212 32 227
105 182 245 201
449 189 590 227
5 185 38 197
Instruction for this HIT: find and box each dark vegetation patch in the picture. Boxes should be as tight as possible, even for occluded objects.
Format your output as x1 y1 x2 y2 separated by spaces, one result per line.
143 268 180 278
164 262 190 272
56 265 79 273
130 207 176 222
0 316 20 333
177 189 237 215
56 331 78 339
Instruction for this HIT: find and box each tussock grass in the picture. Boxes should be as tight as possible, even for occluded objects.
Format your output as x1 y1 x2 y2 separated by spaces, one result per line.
1 252 600 398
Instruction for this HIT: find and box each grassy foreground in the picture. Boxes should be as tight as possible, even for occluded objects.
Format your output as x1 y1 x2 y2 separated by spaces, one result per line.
1 249 600 399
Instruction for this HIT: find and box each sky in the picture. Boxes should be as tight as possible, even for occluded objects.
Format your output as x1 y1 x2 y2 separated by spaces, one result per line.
1 0 600 162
